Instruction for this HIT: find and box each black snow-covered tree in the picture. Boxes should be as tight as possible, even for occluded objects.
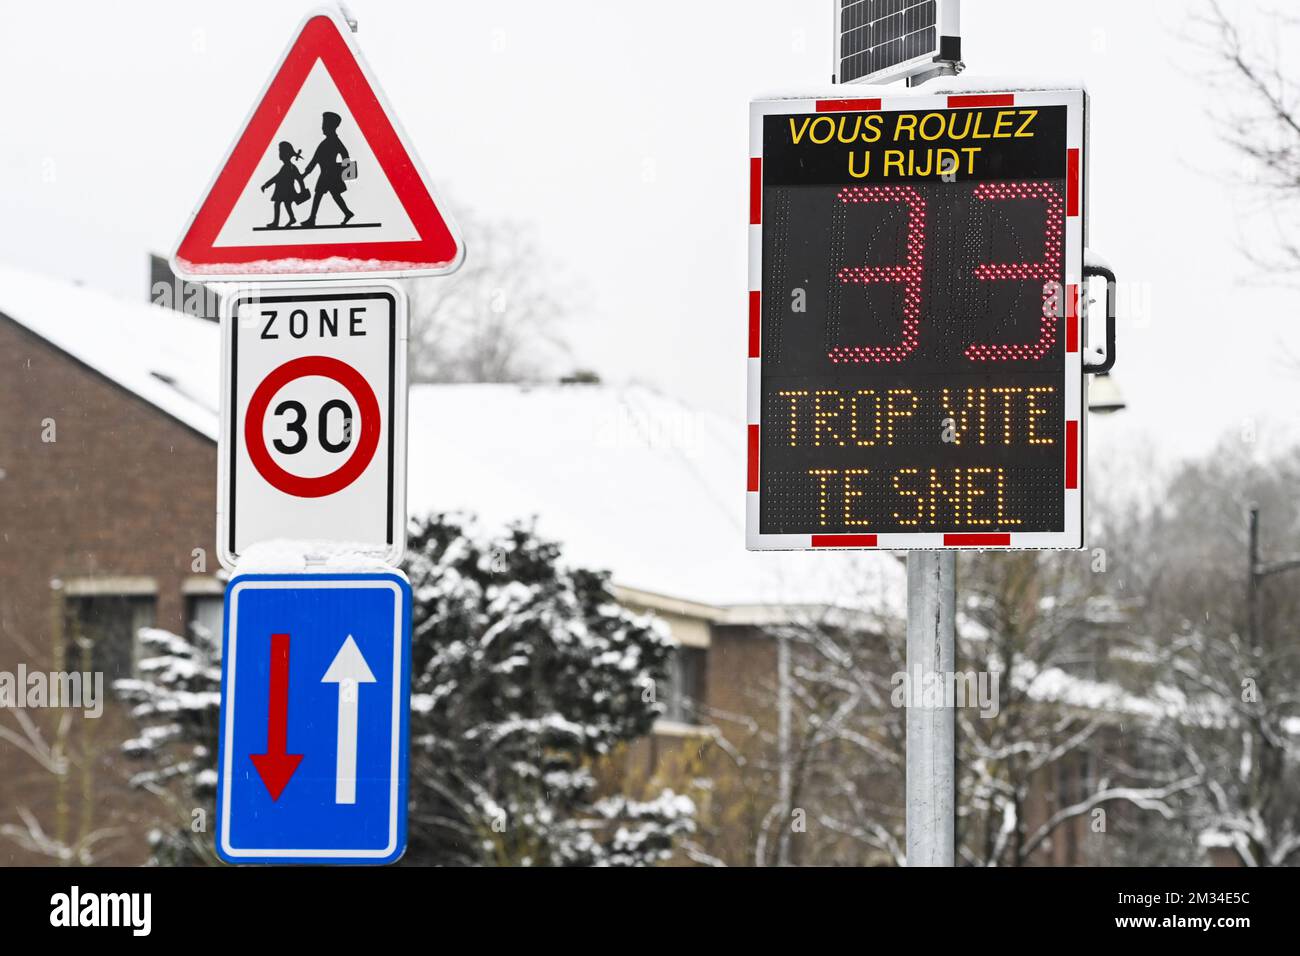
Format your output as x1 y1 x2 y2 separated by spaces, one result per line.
402 515 693 864
115 627 224 865
117 514 693 866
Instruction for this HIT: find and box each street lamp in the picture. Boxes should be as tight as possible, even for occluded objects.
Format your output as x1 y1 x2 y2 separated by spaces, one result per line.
1087 371 1126 414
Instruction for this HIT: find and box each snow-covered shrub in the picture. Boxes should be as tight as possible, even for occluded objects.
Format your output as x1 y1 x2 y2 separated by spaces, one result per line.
403 514 693 865
115 627 223 865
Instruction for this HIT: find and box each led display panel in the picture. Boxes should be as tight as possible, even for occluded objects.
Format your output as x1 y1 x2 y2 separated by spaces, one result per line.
747 90 1087 550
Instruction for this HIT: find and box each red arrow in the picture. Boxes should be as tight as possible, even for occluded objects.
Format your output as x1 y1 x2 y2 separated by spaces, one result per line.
249 632 303 800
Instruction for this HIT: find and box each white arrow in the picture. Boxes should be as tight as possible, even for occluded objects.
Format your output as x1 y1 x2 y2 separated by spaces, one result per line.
321 635 377 805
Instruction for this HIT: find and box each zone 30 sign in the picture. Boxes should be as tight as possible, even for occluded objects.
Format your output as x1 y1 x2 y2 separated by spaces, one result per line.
747 89 1088 551
218 283 407 569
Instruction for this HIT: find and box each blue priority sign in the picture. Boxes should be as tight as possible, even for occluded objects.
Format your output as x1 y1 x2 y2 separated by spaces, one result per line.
215 572 412 864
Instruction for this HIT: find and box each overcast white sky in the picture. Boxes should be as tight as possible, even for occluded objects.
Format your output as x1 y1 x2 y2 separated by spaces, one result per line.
0 0 1297 476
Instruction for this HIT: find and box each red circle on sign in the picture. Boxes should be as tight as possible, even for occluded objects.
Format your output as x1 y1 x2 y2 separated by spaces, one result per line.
244 355 381 498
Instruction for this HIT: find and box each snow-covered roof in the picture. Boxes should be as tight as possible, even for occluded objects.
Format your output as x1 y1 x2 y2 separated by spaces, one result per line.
0 264 904 614
1017 664 1183 722
0 264 220 440
1016 663 1300 738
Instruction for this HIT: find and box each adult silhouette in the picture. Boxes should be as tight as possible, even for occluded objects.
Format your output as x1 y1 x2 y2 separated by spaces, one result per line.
302 111 354 226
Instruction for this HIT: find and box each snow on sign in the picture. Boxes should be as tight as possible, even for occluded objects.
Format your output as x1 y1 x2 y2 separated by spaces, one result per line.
748 89 1087 550
218 282 407 569
216 572 412 864
172 9 462 280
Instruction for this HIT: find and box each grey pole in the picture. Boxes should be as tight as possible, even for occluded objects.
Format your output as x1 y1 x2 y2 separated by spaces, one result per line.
776 630 792 867
1247 504 1260 656
905 550 957 866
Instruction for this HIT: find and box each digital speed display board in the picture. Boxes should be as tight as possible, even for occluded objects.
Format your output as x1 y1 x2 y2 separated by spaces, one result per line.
747 89 1087 550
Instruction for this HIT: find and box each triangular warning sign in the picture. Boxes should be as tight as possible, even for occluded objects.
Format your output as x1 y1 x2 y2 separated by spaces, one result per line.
173 11 462 280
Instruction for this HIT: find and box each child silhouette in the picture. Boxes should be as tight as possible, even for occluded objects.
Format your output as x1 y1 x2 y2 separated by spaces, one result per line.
302 111 354 227
260 141 307 228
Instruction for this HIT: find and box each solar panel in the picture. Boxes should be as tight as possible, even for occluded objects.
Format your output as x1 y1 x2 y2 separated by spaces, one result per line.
836 0 962 85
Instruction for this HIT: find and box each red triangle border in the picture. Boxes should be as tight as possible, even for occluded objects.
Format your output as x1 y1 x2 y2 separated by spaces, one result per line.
174 15 460 275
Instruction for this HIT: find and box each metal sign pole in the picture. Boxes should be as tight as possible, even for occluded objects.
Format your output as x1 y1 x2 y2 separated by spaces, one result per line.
905 550 956 866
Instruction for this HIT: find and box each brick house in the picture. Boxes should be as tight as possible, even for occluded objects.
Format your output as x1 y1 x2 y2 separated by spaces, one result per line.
0 269 220 864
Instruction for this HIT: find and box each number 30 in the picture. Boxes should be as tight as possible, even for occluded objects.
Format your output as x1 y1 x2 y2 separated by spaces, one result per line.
272 399 354 455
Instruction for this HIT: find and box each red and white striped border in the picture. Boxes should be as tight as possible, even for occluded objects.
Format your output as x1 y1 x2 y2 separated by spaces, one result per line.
746 89 1088 551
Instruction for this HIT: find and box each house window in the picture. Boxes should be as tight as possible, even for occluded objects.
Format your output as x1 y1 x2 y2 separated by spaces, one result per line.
63 594 156 684
661 647 706 725
186 594 225 642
